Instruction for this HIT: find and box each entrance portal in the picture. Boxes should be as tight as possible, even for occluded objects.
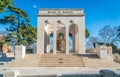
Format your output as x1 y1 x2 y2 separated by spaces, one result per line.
57 33 66 53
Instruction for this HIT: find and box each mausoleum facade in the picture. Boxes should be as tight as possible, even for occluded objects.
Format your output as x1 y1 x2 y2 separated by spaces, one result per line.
37 8 85 54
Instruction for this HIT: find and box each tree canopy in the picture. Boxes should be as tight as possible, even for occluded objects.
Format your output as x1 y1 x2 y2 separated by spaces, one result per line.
0 0 37 46
0 0 14 13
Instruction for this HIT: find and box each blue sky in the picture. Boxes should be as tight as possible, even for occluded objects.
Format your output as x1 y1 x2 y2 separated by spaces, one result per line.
0 0 120 36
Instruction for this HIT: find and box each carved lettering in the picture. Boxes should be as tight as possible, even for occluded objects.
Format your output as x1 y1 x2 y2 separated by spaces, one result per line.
48 10 73 14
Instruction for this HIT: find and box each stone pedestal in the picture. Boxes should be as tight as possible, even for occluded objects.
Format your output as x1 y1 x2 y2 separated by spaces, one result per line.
15 45 25 59
107 46 112 54
107 46 113 60
98 46 108 59
3 69 20 77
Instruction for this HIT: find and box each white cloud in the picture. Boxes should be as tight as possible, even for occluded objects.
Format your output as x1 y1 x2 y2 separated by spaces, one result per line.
33 5 37 8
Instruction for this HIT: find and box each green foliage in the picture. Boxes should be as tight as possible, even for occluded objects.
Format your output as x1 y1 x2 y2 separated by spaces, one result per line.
0 0 31 46
5 24 37 46
0 14 16 25
0 41 7 45
20 24 37 45
85 28 90 38
8 6 29 22
0 0 14 13
117 26 120 37
0 6 29 31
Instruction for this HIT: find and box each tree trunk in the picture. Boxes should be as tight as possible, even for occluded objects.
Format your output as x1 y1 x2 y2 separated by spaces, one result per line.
17 15 20 44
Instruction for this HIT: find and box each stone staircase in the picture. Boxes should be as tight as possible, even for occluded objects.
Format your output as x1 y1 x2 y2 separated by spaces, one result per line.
39 54 84 67
3 54 84 67
3 54 40 67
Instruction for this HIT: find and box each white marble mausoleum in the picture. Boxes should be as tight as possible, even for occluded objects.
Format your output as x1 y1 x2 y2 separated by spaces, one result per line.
37 8 85 54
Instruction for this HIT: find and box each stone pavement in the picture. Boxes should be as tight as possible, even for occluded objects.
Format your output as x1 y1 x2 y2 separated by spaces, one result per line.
0 67 120 76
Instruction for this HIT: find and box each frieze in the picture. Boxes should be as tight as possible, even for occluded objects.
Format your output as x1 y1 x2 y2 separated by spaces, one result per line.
48 10 73 14
38 9 85 16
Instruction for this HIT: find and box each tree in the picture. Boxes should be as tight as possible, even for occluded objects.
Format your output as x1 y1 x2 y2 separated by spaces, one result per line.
5 23 37 46
0 0 30 45
98 25 119 44
7 6 29 43
20 24 37 46
85 28 90 38
86 36 100 49
117 26 120 38
0 0 14 13
0 0 37 47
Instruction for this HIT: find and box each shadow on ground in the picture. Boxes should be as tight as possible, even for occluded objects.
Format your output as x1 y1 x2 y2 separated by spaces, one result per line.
73 54 99 58
0 54 14 65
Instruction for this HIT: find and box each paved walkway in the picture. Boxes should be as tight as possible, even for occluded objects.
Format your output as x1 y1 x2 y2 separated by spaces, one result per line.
0 67 120 76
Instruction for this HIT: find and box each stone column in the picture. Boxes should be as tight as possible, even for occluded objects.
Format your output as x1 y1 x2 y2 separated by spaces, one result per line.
46 35 50 53
66 26 69 54
37 17 44 54
78 17 85 54
53 26 57 54
75 26 79 54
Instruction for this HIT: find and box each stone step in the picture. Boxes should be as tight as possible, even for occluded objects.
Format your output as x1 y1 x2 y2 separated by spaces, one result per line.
38 65 84 66
3 54 84 67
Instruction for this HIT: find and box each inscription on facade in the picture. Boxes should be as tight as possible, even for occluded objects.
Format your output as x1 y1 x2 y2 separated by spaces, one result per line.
48 10 73 14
